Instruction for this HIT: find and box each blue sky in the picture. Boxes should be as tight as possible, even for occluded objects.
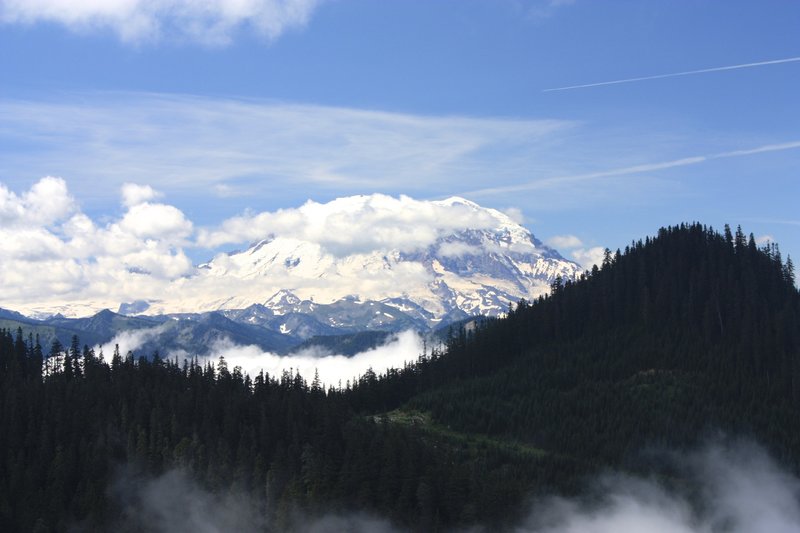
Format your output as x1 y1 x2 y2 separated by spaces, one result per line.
1 0 798 269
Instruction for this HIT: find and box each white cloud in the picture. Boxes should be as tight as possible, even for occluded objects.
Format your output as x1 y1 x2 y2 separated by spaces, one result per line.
518 442 800 533
756 234 774 246
113 470 400 532
502 206 526 224
546 234 583 249
0 177 194 312
0 176 75 227
197 194 501 253
119 202 193 242
100 325 170 359
571 246 605 270
179 330 424 388
437 241 482 258
122 183 161 207
0 0 325 45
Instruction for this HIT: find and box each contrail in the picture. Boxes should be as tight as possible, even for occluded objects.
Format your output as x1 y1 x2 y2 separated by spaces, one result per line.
464 140 800 197
544 56 800 92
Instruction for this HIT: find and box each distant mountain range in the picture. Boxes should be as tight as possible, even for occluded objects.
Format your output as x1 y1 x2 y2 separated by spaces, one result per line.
0 306 487 357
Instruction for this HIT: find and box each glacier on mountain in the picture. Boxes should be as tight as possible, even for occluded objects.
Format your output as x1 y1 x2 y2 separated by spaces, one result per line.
179 196 581 327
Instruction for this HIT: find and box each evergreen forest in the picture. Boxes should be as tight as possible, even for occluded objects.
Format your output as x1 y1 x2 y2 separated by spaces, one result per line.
1 223 798 531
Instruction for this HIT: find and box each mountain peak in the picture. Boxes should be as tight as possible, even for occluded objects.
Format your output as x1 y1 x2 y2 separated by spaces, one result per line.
435 196 481 209
264 290 304 315
189 196 581 323
266 289 300 304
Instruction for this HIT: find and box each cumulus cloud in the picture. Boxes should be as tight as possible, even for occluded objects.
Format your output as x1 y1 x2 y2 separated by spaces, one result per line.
0 176 75 227
570 246 605 270
546 234 583 249
196 194 500 254
0 0 325 45
122 183 161 207
119 202 193 243
0 178 193 313
197 330 424 388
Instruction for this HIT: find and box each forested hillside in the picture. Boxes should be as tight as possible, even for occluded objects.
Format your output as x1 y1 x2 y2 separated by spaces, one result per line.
401 223 800 467
1 223 798 531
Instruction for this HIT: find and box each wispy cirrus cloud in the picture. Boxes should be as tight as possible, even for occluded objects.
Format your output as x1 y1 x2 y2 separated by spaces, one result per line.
3 92 796 219
0 0 325 45
0 93 575 205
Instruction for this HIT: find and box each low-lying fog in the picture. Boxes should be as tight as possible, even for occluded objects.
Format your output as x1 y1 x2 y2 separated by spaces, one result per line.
110 441 800 532
101 327 424 387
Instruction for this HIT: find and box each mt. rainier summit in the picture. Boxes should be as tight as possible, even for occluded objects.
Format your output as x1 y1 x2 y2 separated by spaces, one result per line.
179 195 581 329
12 194 582 333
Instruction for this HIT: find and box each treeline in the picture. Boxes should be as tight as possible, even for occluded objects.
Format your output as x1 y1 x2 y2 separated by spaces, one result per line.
1 222 799 531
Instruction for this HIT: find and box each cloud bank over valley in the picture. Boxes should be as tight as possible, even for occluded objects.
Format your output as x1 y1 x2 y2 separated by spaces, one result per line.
102 326 424 388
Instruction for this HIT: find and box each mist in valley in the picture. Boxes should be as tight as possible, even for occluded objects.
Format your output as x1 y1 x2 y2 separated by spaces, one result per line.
106 441 800 532
101 327 425 387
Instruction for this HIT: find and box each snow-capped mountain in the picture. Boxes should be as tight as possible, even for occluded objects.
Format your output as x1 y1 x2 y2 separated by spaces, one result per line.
6 195 582 337
184 196 581 330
